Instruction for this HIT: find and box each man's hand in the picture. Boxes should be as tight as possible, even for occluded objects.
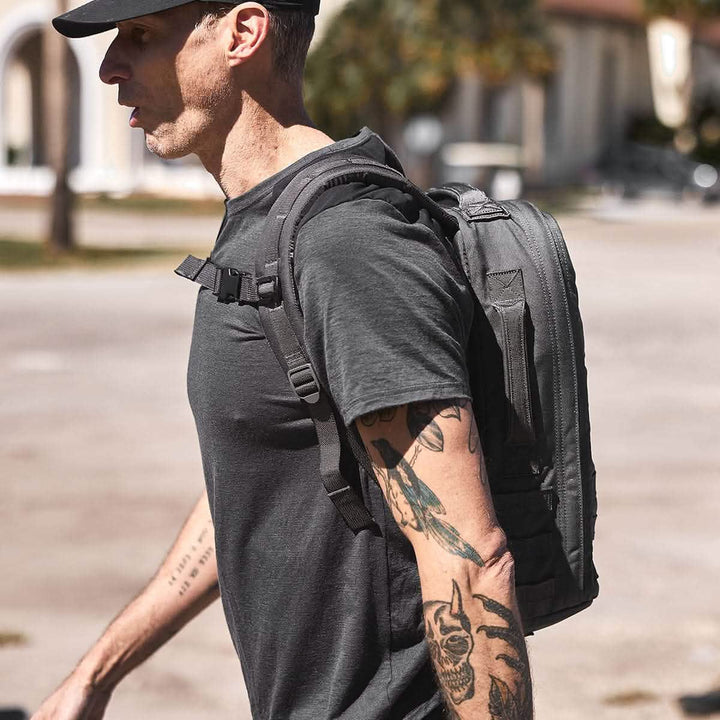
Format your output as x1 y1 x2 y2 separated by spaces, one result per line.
31 671 111 720
357 400 533 720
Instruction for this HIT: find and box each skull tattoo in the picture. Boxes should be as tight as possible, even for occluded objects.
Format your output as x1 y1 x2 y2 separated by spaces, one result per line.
424 580 475 705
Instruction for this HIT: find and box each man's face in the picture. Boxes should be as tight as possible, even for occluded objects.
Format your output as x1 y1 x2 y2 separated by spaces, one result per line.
99 3 231 159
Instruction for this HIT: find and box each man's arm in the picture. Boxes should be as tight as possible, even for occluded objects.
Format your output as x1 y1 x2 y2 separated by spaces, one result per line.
357 400 532 720
32 491 219 720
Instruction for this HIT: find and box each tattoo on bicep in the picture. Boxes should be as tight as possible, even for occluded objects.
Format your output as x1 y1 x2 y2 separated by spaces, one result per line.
424 581 476 709
371 438 484 567
406 400 464 450
474 594 532 720
407 403 447 452
407 399 479 456
468 415 480 455
360 407 398 427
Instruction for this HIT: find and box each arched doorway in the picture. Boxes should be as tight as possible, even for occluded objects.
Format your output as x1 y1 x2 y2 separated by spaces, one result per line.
2 28 81 168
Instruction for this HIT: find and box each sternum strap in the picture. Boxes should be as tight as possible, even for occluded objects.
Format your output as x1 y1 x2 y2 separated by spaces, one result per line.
175 255 259 304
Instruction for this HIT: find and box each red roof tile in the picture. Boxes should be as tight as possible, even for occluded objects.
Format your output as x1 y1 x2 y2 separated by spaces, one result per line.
540 0 643 23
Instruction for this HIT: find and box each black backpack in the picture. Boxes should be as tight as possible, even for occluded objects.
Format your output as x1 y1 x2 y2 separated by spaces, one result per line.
176 154 599 634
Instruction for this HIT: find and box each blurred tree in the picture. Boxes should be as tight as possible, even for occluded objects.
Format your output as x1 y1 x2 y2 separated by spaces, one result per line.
43 0 75 253
305 0 553 141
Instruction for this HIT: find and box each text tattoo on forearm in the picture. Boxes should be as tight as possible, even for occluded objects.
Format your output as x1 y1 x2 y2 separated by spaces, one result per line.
167 520 214 598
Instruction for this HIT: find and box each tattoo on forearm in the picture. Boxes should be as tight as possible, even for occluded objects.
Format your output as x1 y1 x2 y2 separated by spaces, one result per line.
474 594 532 720
360 407 397 427
371 438 484 567
167 520 215 598
424 580 476 709
425 582 532 720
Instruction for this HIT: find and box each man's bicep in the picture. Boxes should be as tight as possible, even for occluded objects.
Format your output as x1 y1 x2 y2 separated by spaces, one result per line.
356 400 507 576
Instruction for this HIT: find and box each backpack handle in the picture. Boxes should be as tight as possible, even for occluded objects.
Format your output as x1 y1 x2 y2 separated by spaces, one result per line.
428 183 511 222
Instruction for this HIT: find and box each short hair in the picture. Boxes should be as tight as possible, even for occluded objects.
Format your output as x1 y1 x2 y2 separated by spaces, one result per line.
196 3 315 81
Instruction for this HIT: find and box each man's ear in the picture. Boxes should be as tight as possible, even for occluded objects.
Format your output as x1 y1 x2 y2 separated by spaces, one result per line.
223 2 271 68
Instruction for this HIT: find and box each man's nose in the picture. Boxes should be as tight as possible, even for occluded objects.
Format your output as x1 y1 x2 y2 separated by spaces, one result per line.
99 38 131 85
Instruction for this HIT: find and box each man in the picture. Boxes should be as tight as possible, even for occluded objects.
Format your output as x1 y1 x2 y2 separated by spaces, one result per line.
36 2 532 718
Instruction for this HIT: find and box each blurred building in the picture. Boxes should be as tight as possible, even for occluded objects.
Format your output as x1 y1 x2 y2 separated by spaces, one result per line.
0 0 718 196
443 0 720 185
0 0 225 197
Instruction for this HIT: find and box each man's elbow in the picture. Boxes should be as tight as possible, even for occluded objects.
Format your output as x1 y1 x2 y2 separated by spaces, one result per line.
469 526 516 590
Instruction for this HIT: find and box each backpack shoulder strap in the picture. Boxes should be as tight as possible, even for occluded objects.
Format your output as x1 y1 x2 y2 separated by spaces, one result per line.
255 156 457 534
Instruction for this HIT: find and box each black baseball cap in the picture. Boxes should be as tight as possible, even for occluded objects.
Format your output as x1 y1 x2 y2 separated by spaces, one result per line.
53 0 320 38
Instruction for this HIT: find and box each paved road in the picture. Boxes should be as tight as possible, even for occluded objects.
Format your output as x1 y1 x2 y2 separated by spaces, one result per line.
1 199 719 719
0 202 224 248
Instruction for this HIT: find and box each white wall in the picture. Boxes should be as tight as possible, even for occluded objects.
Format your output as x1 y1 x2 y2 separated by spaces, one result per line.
543 16 654 183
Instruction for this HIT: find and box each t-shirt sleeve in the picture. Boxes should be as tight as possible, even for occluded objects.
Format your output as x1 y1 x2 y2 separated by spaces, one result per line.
294 193 474 426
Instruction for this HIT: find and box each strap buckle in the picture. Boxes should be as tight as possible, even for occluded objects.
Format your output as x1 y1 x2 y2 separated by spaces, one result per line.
287 363 321 404
257 275 280 306
217 268 241 304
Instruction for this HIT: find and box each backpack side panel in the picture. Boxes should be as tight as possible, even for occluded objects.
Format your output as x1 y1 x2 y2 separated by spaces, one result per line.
434 192 598 632
537 208 598 601
259 161 598 633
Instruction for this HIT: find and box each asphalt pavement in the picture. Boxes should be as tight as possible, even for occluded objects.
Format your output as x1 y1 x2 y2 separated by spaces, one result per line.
1 197 719 719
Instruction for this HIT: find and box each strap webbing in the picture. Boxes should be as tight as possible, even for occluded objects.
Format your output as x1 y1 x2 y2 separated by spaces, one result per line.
487 269 535 446
175 255 260 304
255 158 428 535
176 253 376 533
314 396 378 532
260 303 377 533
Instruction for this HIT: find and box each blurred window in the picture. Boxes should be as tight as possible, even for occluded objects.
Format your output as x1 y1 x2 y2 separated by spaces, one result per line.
2 29 81 169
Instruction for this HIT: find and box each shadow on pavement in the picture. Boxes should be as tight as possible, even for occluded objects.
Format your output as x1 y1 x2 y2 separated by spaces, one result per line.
679 690 720 716
0 709 28 720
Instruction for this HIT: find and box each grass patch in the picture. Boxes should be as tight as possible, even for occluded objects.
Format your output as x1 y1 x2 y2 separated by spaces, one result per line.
79 193 224 216
603 690 658 707
0 631 28 648
0 237 188 271
0 194 223 216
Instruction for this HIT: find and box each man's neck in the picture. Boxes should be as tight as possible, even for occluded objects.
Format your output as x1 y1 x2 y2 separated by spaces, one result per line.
197 98 334 199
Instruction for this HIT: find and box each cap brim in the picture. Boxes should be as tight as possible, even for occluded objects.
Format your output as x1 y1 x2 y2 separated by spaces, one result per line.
53 0 321 37
52 0 196 38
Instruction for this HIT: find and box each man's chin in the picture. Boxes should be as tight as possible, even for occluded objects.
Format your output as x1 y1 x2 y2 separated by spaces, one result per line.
144 133 191 160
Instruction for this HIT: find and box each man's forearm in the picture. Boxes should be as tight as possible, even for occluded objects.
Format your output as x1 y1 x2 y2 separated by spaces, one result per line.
73 491 219 691
358 401 533 719
420 555 531 720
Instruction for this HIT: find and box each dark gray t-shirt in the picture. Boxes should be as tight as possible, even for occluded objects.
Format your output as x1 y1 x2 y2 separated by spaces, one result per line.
187 129 474 720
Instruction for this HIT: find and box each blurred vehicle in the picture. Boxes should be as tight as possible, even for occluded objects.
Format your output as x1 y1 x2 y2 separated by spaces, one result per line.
599 141 720 202
440 142 526 200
